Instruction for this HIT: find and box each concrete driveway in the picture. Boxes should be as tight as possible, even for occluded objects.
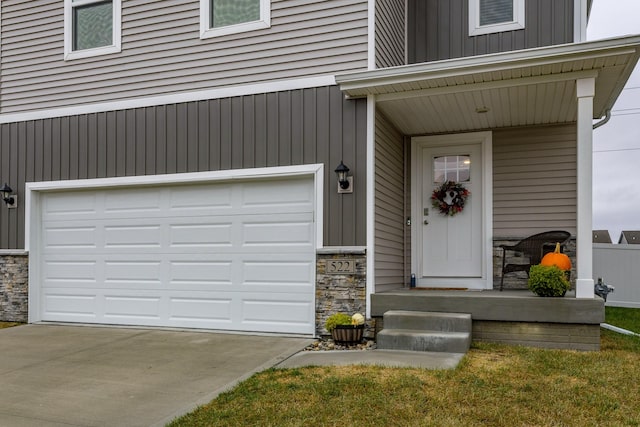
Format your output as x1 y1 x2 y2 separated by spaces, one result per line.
0 324 311 427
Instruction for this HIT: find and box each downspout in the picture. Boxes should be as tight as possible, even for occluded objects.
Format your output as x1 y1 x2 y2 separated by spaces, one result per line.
593 109 612 130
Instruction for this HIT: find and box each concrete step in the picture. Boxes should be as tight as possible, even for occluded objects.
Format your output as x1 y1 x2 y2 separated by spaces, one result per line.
377 329 471 353
383 310 472 333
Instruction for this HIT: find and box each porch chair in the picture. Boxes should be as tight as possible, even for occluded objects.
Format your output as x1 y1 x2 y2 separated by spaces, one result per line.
499 230 571 291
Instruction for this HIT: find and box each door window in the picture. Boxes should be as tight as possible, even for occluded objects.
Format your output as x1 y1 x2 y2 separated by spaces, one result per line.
433 155 471 183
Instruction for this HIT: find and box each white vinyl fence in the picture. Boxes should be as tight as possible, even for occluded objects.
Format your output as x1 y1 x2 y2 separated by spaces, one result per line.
593 243 640 308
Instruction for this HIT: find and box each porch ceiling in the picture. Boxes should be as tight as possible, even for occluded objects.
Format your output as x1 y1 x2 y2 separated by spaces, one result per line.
337 36 640 135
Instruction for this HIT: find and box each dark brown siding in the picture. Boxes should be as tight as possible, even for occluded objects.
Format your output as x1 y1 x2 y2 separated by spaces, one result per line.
407 0 574 63
0 86 367 249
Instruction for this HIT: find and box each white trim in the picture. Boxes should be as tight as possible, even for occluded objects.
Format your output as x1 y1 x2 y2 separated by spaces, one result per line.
410 131 492 290
337 35 640 92
469 0 525 37
365 94 376 318
64 0 122 61
200 0 270 39
368 0 376 70
27 165 324 324
574 0 588 43
0 75 337 125
0 250 28 256
576 77 595 298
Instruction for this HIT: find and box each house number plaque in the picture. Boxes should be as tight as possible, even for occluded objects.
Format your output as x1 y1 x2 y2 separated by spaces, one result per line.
326 259 355 274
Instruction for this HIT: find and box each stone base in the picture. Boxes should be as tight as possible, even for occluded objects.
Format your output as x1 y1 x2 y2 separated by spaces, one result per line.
316 248 373 337
0 253 28 322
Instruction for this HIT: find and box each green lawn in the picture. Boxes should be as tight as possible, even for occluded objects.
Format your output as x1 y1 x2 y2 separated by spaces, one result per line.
0 321 21 329
168 308 640 427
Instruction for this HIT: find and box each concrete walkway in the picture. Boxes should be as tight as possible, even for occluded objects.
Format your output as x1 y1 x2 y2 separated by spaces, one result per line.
0 324 312 427
277 349 465 369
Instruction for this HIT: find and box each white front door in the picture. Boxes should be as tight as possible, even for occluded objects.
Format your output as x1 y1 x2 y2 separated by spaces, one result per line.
411 132 492 289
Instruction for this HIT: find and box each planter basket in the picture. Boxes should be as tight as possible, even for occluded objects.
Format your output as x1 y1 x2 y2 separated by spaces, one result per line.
331 324 364 344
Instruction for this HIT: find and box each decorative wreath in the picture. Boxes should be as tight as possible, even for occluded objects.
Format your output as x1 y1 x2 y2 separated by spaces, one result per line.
431 181 470 217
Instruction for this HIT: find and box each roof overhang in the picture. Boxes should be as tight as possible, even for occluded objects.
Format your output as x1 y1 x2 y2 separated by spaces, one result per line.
336 35 640 135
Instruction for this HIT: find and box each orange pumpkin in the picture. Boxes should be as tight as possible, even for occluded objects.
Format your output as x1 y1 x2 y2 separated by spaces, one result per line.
540 242 572 271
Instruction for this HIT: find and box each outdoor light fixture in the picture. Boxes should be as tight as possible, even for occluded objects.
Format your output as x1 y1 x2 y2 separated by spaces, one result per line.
334 161 353 194
0 183 17 208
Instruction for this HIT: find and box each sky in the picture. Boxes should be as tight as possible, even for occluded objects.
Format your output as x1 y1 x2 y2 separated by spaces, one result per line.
587 0 640 243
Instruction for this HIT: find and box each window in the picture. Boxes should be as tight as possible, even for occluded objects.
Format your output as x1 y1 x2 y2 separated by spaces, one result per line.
200 0 270 39
433 156 471 183
469 0 525 36
64 0 121 60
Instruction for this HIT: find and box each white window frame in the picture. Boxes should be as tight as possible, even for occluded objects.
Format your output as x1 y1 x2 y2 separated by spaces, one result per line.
200 0 270 39
469 0 525 36
64 0 122 61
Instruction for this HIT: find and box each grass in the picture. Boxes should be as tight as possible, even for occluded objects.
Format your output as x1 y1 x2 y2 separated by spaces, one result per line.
168 308 640 427
0 321 21 329
605 306 640 333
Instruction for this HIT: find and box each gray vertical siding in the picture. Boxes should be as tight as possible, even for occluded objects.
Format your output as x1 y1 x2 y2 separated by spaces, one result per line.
0 0 369 114
407 0 574 63
375 112 405 292
0 86 367 249
375 0 406 68
493 124 577 237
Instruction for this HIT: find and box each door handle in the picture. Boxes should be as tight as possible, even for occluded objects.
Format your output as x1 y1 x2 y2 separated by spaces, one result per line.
423 220 429 225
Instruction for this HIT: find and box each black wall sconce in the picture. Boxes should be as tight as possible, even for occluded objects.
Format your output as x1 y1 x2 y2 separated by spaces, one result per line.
334 161 353 194
0 183 17 208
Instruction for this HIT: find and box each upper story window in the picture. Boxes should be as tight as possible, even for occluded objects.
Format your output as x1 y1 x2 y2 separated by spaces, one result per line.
469 0 525 36
200 0 271 39
64 0 122 60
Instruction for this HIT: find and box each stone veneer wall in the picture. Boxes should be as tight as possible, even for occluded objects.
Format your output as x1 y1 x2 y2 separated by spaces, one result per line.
0 253 29 322
316 248 374 338
493 237 576 290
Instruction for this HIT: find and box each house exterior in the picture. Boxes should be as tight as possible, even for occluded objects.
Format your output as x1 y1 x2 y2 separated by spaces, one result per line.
593 230 612 243
618 231 640 244
0 0 638 348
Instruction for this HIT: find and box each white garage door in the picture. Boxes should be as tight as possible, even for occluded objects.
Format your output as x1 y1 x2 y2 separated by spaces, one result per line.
37 176 316 334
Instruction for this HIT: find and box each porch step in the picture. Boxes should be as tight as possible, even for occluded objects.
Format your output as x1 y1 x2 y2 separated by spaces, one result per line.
377 310 472 353
383 310 472 332
377 329 471 353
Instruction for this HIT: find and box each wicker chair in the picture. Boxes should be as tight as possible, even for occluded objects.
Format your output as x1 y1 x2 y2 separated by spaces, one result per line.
499 230 571 291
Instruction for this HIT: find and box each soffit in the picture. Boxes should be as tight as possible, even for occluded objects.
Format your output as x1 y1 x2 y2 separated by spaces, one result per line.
337 36 640 135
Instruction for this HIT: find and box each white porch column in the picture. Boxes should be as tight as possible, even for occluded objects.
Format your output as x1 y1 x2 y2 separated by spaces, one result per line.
365 94 376 317
576 77 595 298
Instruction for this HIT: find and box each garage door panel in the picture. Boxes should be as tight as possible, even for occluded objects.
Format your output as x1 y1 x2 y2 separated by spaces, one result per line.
104 260 163 286
169 222 233 248
42 192 98 219
38 176 316 334
241 179 314 208
43 225 98 250
43 260 98 285
103 295 162 320
240 296 314 334
42 292 99 320
168 185 233 211
104 189 162 214
242 260 314 289
168 294 233 324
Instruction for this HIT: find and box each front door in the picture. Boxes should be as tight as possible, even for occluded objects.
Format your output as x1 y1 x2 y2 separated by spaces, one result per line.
411 133 491 288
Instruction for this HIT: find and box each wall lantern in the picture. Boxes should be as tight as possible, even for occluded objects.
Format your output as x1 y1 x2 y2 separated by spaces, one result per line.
334 161 353 194
0 183 17 208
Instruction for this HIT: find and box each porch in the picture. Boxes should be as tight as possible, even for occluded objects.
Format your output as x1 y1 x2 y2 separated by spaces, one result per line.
371 289 604 350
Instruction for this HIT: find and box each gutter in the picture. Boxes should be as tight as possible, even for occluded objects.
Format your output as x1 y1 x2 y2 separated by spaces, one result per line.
593 108 612 129
601 323 640 337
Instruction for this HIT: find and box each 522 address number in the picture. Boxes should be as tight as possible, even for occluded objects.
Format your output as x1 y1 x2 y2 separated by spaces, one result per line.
326 259 355 274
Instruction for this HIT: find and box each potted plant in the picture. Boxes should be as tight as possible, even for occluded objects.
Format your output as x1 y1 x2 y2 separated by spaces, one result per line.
325 313 365 344
528 264 570 297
